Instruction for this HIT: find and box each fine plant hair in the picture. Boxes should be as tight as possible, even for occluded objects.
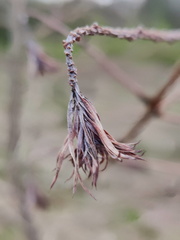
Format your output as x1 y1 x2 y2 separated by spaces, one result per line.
51 23 180 197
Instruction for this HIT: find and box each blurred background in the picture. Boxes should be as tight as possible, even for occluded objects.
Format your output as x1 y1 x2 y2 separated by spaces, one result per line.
0 0 180 239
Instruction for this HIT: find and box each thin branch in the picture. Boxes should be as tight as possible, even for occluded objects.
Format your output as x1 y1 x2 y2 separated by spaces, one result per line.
151 64 180 105
7 1 40 239
28 10 69 36
62 23 180 87
74 24 180 42
122 65 180 141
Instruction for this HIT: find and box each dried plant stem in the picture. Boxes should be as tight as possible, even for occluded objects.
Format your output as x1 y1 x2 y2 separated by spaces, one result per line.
122 65 180 141
28 11 149 102
33 11 180 100
62 23 180 88
152 65 180 104
7 0 39 239
29 11 180 44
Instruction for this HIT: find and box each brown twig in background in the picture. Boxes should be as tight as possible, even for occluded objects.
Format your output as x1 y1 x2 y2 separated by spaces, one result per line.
122 65 180 141
27 41 60 76
7 0 40 239
152 65 180 105
28 10 70 36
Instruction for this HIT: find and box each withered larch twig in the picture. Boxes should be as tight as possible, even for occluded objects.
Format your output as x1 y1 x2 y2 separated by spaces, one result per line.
28 41 59 76
51 23 146 196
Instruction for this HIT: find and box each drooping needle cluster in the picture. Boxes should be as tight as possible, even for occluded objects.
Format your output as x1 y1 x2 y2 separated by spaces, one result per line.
51 23 145 196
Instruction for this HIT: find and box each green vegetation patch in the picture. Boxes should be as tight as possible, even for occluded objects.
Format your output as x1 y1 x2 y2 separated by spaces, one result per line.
122 207 140 223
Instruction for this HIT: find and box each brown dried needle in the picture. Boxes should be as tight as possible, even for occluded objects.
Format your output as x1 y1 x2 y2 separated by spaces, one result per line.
51 23 145 196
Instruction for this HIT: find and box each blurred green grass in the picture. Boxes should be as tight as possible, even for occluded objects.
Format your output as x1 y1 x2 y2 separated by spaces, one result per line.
122 208 140 223
0 226 23 240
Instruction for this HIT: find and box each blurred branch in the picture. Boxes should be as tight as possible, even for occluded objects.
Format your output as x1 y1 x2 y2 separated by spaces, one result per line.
7 0 40 240
28 10 69 35
122 65 180 141
152 64 180 104
60 23 180 87
50 4 93 24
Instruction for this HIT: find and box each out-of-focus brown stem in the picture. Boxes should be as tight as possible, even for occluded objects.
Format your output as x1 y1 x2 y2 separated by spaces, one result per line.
28 10 69 36
7 1 39 240
151 65 180 105
122 65 180 141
